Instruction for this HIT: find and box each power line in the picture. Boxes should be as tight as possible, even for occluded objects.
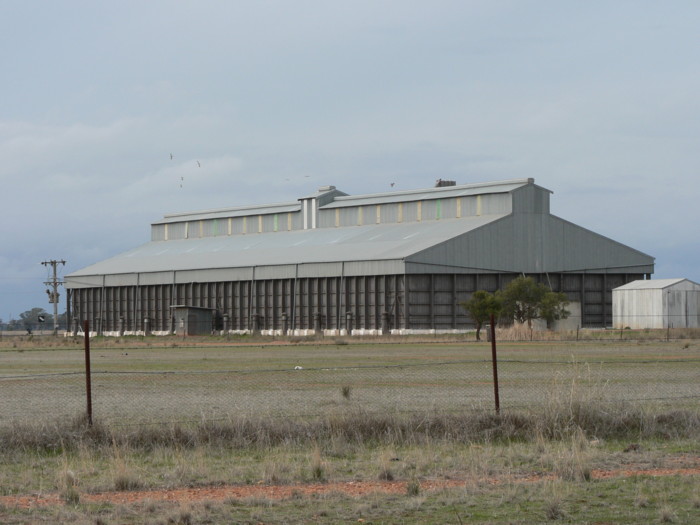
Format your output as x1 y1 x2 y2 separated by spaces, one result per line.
41 259 65 335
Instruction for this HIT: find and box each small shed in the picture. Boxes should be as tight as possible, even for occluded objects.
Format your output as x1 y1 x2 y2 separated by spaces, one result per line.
612 279 700 329
170 305 215 336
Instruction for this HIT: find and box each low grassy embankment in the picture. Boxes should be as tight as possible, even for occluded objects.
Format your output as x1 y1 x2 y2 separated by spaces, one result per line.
0 401 698 524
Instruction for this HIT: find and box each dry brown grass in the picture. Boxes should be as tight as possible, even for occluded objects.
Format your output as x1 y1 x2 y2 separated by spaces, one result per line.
1 403 697 458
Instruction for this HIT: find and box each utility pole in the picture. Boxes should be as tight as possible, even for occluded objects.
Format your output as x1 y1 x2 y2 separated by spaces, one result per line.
42 259 66 335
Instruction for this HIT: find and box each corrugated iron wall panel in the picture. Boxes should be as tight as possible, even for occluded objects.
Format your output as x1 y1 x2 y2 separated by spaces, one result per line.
481 193 513 214
151 224 166 241
168 222 187 240
381 203 399 223
318 209 335 228
403 202 419 222
261 214 276 233
69 270 646 333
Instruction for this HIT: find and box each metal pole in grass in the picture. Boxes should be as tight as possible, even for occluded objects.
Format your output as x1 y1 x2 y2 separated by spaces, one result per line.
489 313 500 414
83 320 93 426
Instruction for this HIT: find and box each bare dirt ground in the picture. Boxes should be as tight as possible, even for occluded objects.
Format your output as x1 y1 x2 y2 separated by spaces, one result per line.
3 462 698 511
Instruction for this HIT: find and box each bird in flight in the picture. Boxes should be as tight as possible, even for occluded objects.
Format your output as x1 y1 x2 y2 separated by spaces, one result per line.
197 160 201 167
170 153 174 160
390 182 395 187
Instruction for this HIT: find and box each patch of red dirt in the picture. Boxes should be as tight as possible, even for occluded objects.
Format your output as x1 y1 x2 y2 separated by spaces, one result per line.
2 467 699 510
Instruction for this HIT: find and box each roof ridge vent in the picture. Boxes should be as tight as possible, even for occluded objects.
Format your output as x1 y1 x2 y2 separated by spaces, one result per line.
435 179 456 187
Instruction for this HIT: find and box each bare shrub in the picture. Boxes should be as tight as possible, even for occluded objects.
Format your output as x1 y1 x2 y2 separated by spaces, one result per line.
658 505 677 523
406 478 421 496
552 431 591 482
543 481 568 520
110 440 142 491
377 450 397 481
310 445 325 481
57 461 80 505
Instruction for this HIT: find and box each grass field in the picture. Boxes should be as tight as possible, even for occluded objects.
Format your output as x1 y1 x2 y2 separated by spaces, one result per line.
1 335 698 426
0 335 699 523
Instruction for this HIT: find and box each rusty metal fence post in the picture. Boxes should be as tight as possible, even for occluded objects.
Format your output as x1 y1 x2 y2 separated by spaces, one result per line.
83 320 93 425
490 314 500 414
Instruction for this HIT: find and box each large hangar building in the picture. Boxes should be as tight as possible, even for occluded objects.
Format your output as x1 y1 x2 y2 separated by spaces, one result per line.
65 178 654 335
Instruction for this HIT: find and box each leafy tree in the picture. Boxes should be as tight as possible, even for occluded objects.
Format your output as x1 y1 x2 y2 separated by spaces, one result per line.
498 276 569 328
539 290 571 328
18 308 52 330
460 290 502 341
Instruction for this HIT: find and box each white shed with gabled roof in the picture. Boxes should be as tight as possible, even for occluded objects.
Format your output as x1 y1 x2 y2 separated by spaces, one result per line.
613 279 700 329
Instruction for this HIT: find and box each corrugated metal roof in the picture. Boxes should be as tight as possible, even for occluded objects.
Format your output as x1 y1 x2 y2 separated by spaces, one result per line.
614 279 699 290
152 179 540 224
299 185 348 200
154 202 300 224
322 179 538 209
67 214 506 278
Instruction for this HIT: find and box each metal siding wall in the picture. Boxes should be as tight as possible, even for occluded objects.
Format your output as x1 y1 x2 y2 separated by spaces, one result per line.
187 221 200 239
335 208 353 227
407 275 431 328
480 193 512 215
421 200 438 221
65 275 103 289
403 202 419 222
433 274 454 328
512 185 550 214
151 224 166 241
381 203 399 223
105 274 138 287
139 272 175 286
261 215 276 233
343 260 404 276
298 262 344 278
201 220 218 237
667 290 687 328
231 217 245 235
168 223 187 240
441 198 457 219
69 269 644 333
176 268 253 283
460 196 479 216
318 209 335 228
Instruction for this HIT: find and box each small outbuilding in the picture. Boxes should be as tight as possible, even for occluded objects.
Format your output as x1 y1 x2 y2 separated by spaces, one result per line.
170 305 215 336
612 279 700 329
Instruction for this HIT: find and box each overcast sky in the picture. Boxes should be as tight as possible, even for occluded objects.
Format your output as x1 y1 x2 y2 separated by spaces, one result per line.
1 1 699 322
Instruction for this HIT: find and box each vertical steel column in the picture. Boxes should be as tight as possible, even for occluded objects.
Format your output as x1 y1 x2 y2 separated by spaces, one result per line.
291 265 298 331
377 275 383 330
364 276 370 330
99 276 105 335
247 267 256 330
271 279 277 331
353 277 359 329
66 288 72 333
403 274 409 329
580 274 586 328
603 273 608 327
452 274 457 329
429 274 435 329
338 264 345 330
